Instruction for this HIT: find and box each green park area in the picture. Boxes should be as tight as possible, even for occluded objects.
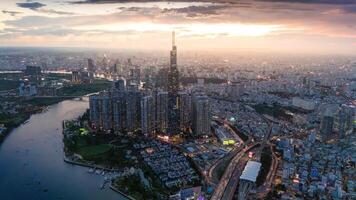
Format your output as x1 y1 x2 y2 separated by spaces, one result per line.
112 167 170 200
45 73 71 80
24 97 71 106
63 121 136 168
113 175 156 200
0 112 28 127
254 103 293 121
77 144 112 160
0 112 29 141
256 147 272 187
60 79 111 96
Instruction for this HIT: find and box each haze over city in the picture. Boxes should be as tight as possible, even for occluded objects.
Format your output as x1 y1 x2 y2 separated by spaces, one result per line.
1 0 356 54
0 1 355 200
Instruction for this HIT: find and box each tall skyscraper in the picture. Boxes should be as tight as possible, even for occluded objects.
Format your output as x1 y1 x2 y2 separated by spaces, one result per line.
112 93 126 133
320 108 334 141
156 91 168 133
101 95 112 131
192 95 210 136
337 105 355 137
156 68 169 90
125 91 142 132
129 67 141 86
71 70 81 84
179 92 192 131
89 94 101 129
114 78 125 91
24 65 42 83
24 65 42 77
167 31 180 135
89 92 112 131
87 58 95 82
168 31 179 94
141 96 155 136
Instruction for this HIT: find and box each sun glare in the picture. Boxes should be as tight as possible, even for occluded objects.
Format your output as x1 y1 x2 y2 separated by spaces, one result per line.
76 23 283 37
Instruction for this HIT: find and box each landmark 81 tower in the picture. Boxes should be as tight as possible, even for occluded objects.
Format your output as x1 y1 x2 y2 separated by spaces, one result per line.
167 31 180 135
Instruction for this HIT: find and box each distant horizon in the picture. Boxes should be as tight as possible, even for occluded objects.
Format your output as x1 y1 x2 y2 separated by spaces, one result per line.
1 1 356 55
1 45 356 57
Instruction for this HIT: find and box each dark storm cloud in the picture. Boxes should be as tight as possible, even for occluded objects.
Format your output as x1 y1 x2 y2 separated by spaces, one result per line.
2 10 23 16
17 2 46 10
16 1 74 15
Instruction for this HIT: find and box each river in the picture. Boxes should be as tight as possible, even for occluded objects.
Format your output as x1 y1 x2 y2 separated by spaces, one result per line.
0 99 126 200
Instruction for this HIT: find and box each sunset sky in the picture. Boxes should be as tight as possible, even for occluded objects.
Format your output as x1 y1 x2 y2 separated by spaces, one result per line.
0 0 355 54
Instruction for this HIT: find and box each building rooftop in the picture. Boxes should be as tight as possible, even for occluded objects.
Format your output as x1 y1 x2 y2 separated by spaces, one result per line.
240 160 262 182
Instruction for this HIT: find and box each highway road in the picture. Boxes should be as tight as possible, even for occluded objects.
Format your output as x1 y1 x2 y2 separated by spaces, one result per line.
210 144 259 200
207 119 249 185
210 115 275 200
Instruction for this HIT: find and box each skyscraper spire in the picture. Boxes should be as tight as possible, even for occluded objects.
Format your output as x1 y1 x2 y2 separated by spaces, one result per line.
172 31 175 48
167 30 180 135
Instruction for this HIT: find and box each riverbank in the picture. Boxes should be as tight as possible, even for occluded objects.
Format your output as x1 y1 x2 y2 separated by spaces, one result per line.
0 99 124 199
64 156 135 200
0 96 72 144
63 156 121 172
110 184 136 200
0 78 111 144
0 113 30 143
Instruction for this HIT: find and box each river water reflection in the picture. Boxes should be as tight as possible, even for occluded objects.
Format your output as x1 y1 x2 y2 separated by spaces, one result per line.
0 99 126 200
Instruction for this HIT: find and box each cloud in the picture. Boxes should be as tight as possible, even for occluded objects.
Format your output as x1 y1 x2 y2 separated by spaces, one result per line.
257 0 356 4
16 2 46 10
2 0 355 41
2 10 23 16
71 0 356 4
116 4 233 18
16 1 74 15
341 4 356 13
37 9 76 15
71 0 253 4
162 5 231 18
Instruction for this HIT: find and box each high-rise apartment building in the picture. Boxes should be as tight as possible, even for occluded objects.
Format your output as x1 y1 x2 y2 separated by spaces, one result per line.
192 95 210 136
87 58 95 82
112 93 126 133
155 91 168 133
129 67 141 86
179 92 192 131
337 105 355 137
320 109 334 140
125 91 142 132
141 96 155 136
101 95 112 131
114 79 125 91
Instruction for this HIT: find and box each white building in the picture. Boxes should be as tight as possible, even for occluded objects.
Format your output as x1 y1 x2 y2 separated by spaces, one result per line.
19 82 37 97
238 161 262 200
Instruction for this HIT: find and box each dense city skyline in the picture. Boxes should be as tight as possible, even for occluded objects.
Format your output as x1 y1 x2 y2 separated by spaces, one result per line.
1 0 356 54
0 1 355 200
